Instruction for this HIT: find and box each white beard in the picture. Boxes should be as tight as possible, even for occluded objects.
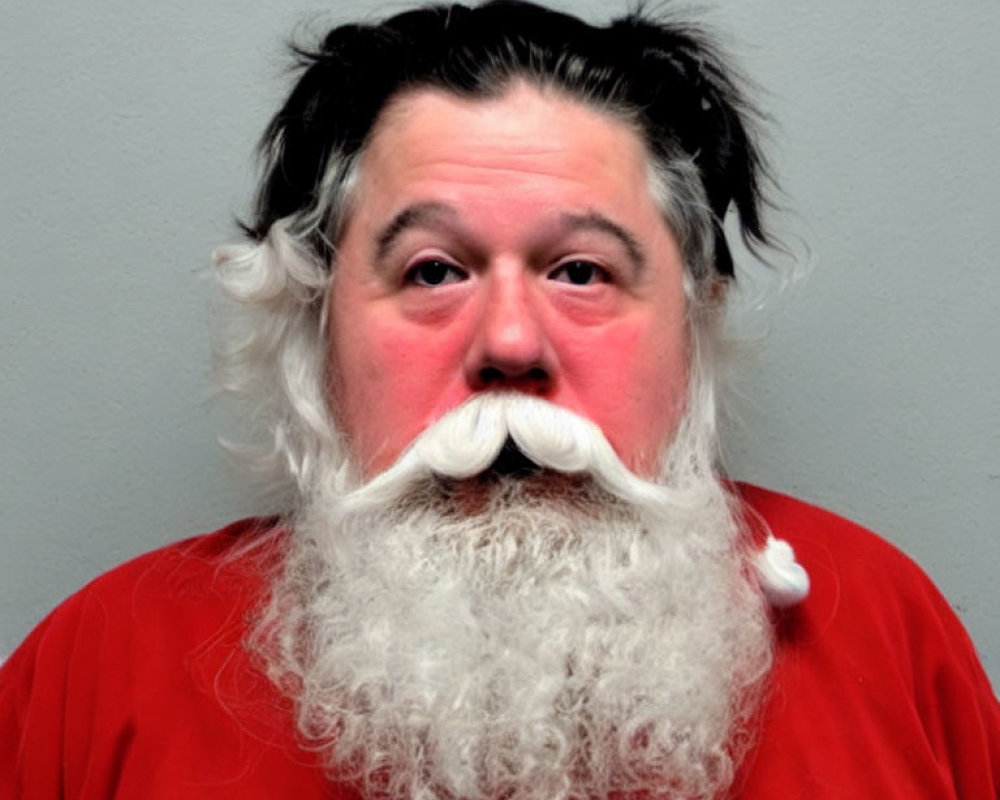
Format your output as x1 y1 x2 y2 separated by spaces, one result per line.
252 393 773 800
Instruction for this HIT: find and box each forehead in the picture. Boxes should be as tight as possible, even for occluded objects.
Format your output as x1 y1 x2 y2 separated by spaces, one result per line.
352 82 655 216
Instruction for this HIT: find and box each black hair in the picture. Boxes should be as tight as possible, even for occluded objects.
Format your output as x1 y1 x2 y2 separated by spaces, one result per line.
249 0 773 279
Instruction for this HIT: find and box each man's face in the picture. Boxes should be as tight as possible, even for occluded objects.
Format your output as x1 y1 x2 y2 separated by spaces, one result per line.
327 83 690 478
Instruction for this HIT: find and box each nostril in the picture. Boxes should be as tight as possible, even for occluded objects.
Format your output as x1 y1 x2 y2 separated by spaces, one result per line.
479 366 506 386
477 365 551 392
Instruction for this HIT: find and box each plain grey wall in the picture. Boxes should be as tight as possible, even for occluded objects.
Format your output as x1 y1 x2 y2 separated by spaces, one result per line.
2 1 997 686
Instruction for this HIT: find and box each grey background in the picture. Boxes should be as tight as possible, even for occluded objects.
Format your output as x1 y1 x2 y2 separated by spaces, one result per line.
2 0 997 686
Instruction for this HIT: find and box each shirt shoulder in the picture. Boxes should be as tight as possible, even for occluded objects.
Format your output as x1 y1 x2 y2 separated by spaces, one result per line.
733 483 1000 799
3 518 280 688
0 518 333 799
736 481 915 569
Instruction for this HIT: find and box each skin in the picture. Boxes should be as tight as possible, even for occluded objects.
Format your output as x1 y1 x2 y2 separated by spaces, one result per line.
327 82 691 478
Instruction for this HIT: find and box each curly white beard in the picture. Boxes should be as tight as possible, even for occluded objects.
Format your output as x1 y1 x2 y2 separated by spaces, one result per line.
253 394 773 800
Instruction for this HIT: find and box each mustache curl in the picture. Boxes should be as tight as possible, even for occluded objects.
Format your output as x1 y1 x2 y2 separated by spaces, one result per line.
340 393 671 515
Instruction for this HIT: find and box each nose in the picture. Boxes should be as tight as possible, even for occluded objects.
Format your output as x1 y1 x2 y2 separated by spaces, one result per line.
464 263 555 394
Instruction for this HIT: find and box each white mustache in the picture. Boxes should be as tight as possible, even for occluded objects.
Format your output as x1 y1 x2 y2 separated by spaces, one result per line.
338 391 810 607
341 393 670 514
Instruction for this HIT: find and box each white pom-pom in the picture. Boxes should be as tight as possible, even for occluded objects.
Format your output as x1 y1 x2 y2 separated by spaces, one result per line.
754 535 810 607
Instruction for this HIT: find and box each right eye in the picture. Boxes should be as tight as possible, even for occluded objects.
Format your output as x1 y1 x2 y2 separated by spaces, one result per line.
405 259 468 287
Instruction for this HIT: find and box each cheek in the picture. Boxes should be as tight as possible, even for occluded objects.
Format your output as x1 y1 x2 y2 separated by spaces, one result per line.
328 309 472 469
556 319 689 470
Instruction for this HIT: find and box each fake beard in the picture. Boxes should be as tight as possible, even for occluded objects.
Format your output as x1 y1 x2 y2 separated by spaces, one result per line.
254 394 773 800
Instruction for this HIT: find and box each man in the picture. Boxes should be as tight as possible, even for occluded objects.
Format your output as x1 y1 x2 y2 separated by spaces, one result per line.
2 2 997 798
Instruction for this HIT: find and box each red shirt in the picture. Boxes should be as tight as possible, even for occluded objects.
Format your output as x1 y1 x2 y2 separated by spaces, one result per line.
2 485 998 798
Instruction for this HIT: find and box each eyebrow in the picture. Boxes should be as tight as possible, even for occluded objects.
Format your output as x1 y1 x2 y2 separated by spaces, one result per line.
373 202 647 274
560 211 646 274
375 201 457 261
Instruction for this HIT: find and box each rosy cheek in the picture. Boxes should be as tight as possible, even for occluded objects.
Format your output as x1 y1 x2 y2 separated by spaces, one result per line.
341 313 473 469
374 314 467 385
554 320 686 471
555 318 645 391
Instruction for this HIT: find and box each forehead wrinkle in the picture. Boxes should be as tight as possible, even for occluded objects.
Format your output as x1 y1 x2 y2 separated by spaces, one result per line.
394 151 613 188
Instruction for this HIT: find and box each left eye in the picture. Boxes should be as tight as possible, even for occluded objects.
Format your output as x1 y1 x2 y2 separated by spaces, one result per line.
406 259 468 287
548 260 610 286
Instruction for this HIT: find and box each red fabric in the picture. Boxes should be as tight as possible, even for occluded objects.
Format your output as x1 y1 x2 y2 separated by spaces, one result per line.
732 485 1000 799
2 486 998 798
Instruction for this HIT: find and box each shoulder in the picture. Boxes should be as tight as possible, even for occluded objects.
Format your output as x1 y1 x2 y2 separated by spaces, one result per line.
736 481 908 561
72 515 282 597
732 484 1000 799
734 481 942 608
10 517 282 656
1 514 283 682
0 518 318 798
739 480 997 690
92 516 281 606
733 481 979 666
1 516 284 703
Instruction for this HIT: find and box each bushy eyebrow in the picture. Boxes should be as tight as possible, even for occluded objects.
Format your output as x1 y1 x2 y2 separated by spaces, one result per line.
560 212 646 275
373 202 646 275
375 201 457 261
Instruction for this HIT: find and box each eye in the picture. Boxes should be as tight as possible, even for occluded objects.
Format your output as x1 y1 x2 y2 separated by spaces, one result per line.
548 260 611 286
405 259 468 287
